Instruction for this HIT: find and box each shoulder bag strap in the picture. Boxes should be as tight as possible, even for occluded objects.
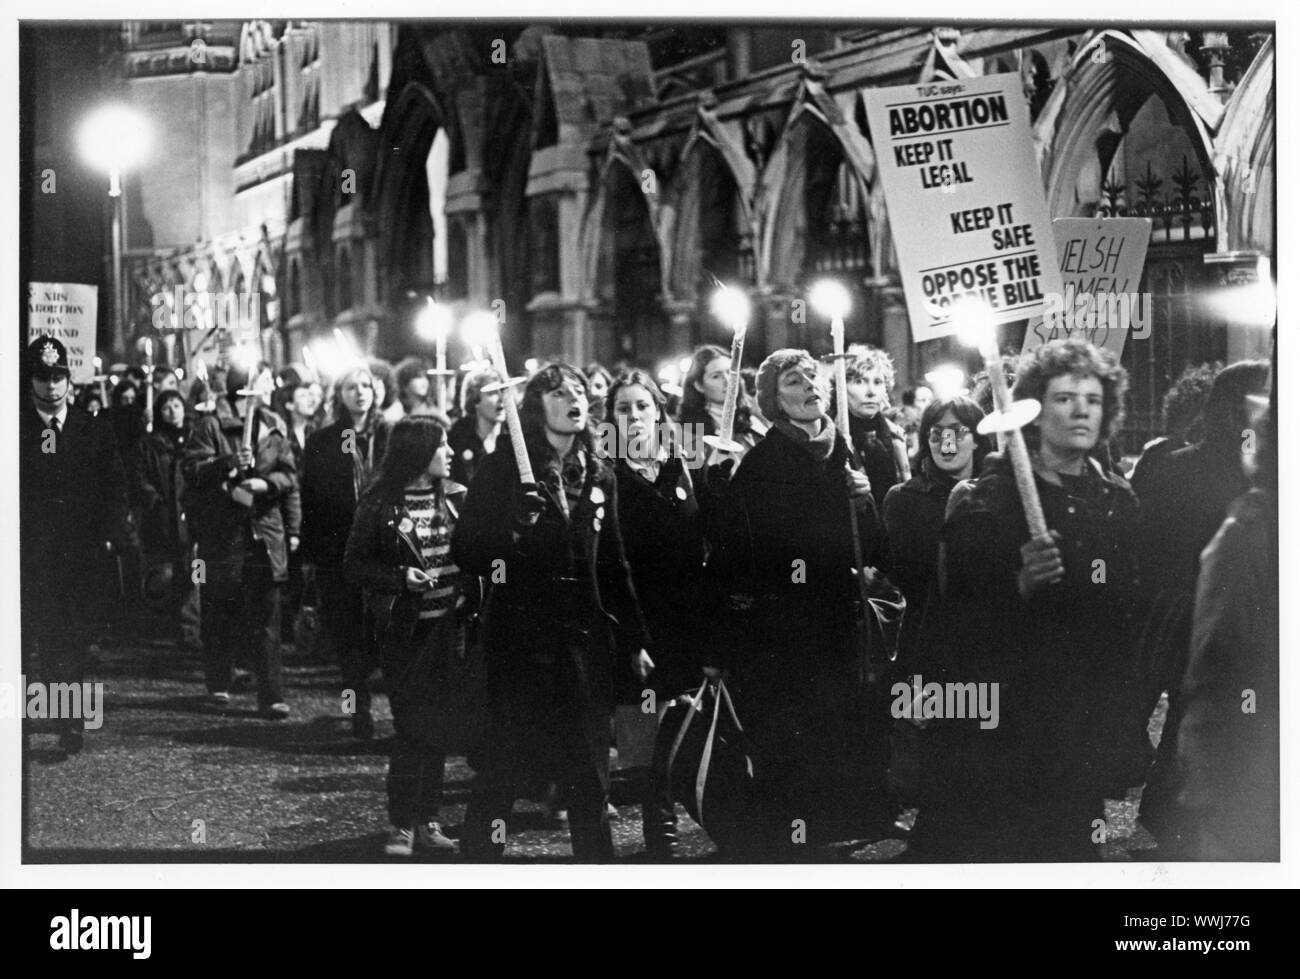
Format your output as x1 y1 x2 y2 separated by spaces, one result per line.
665 677 711 791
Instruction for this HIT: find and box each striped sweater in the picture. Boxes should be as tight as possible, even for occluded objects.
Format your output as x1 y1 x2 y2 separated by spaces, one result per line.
404 487 462 619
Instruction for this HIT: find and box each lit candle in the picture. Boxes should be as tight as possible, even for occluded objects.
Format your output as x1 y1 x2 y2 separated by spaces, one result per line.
810 278 876 674
811 281 853 445
143 338 154 432
703 285 750 456
476 313 534 485
418 299 454 413
435 323 448 412
955 301 1047 538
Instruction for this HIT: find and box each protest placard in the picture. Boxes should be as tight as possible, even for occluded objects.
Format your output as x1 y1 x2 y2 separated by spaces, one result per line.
861 73 1062 342
28 282 98 384
1022 217 1152 358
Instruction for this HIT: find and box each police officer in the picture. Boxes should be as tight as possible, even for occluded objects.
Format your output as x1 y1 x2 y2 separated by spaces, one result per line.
183 363 300 718
21 336 135 754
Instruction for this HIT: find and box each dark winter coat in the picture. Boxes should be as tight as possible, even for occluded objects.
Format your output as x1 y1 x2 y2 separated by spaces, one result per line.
705 420 887 826
1135 441 1251 598
1173 488 1278 859
110 402 148 458
881 463 960 668
933 455 1147 801
300 418 389 569
21 403 136 640
130 422 193 553
448 415 494 489
1130 439 1253 841
848 411 909 514
182 406 300 584
451 444 648 787
281 412 318 471
614 456 707 699
344 481 468 644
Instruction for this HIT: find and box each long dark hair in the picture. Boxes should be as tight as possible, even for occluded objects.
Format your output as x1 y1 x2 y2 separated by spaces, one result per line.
518 363 601 470
152 388 187 433
679 343 751 431
365 416 446 502
1199 359 1270 454
914 396 992 476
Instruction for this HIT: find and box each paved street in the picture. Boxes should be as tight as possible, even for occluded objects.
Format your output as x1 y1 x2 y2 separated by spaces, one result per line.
22 638 1161 864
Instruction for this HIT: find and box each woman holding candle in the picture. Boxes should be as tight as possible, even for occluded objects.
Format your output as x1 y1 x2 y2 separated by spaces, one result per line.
678 344 761 467
881 396 991 672
608 369 708 857
837 348 911 513
131 389 201 648
704 348 892 858
914 338 1147 862
451 363 653 861
879 397 989 811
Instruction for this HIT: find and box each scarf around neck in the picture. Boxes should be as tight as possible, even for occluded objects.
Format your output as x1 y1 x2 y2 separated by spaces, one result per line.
775 415 836 464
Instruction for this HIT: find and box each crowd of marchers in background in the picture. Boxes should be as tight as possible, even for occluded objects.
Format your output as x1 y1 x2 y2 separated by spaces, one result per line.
21 331 1276 864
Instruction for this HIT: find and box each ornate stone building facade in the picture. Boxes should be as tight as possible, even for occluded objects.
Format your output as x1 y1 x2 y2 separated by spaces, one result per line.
114 22 1273 449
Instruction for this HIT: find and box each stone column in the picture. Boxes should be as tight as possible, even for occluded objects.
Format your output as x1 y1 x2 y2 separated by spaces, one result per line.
446 169 491 307
528 144 593 365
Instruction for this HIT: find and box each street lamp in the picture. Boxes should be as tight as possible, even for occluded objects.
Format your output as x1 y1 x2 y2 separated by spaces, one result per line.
79 105 151 362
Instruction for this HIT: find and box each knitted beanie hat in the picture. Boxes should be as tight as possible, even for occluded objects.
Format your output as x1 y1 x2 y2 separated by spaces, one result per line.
756 348 819 421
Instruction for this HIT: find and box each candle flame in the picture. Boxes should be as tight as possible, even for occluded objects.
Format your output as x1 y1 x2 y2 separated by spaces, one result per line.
710 285 750 334
952 297 998 355
810 279 851 321
417 299 453 343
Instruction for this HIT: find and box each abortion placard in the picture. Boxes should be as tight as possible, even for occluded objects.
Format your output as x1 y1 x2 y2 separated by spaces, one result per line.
28 282 98 384
861 73 1062 342
1022 217 1153 358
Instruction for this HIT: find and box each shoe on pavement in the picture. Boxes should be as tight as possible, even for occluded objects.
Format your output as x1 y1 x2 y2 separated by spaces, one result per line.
385 826 415 857
206 691 231 711
263 702 291 720
416 822 458 852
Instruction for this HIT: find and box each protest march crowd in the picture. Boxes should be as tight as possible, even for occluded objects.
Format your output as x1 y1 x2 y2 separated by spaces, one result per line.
20 323 1277 863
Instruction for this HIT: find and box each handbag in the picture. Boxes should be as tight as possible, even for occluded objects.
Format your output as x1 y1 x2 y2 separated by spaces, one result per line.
293 565 323 658
662 677 755 848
